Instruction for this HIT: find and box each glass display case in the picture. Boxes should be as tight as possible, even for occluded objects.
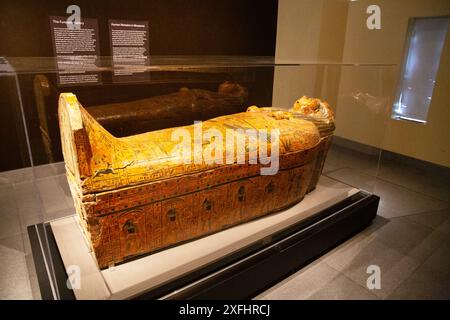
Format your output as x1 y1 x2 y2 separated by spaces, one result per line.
0 56 397 299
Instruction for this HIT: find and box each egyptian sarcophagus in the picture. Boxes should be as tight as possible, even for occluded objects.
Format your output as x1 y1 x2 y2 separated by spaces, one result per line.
87 82 249 137
58 92 334 269
33 76 248 162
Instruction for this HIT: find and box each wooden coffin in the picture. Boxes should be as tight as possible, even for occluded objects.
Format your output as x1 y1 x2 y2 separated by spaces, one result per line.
33 75 248 162
87 82 249 137
290 96 335 192
247 96 335 192
58 93 332 269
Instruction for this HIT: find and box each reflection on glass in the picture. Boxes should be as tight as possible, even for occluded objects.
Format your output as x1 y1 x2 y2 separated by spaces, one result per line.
392 17 449 124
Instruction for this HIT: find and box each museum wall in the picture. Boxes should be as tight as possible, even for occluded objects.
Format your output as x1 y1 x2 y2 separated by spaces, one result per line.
0 0 278 57
340 0 450 168
272 0 324 108
274 0 450 168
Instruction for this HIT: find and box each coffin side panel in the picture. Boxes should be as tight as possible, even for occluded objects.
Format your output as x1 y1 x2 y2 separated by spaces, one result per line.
85 161 314 269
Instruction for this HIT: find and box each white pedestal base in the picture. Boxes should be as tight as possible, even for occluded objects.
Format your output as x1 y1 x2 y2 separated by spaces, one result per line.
50 176 358 300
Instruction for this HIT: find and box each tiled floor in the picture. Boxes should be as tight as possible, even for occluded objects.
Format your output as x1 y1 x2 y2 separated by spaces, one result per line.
257 144 450 300
1 144 449 300
0 162 69 300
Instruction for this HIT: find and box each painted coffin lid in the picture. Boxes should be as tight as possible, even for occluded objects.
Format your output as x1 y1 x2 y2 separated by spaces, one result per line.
58 93 321 195
290 95 335 137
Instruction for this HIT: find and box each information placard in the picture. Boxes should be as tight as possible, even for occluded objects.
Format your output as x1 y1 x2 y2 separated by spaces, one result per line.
109 19 150 83
50 16 102 86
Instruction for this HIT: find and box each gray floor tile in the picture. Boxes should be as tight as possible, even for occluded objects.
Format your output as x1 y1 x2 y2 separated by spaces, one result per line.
0 242 28 277
321 211 450 299
388 264 450 300
325 168 376 192
0 244 33 300
405 209 450 230
13 180 40 196
322 161 340 174
0 279 33 300
36 176 73 215
14 181 45 230
321 215 388 269
56 174 75 208
436 217 450 237
257 261 340 300
375 182 450 217
0 234 25 253
373 217 434 257
51 162 66 176
373 160 450 204
0 168 34 185
308 274 379 300
328 169 450 217
333 240 420 299
421 240 450 276
0 177 11 186
325 145 380 175
0 212 22 240
0 186 16 217
407 229 450 263
375 181 450 217
19 209 44 231
376 204 400 219
44 207 75 222
321 216 435 298
32 164 59 180
25 254 41 300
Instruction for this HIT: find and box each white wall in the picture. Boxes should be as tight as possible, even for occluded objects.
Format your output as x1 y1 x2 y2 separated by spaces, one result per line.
272 0 324 108
274 0 450 167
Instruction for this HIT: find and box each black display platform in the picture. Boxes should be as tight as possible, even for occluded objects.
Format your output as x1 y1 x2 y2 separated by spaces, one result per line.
28 191 379 300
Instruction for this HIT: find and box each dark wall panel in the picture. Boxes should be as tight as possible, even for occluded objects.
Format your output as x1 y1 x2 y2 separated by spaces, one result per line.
0 0 278 171
0 0 278 57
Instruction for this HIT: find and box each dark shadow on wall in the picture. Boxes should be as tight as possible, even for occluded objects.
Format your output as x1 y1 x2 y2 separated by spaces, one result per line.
0 0 278 171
